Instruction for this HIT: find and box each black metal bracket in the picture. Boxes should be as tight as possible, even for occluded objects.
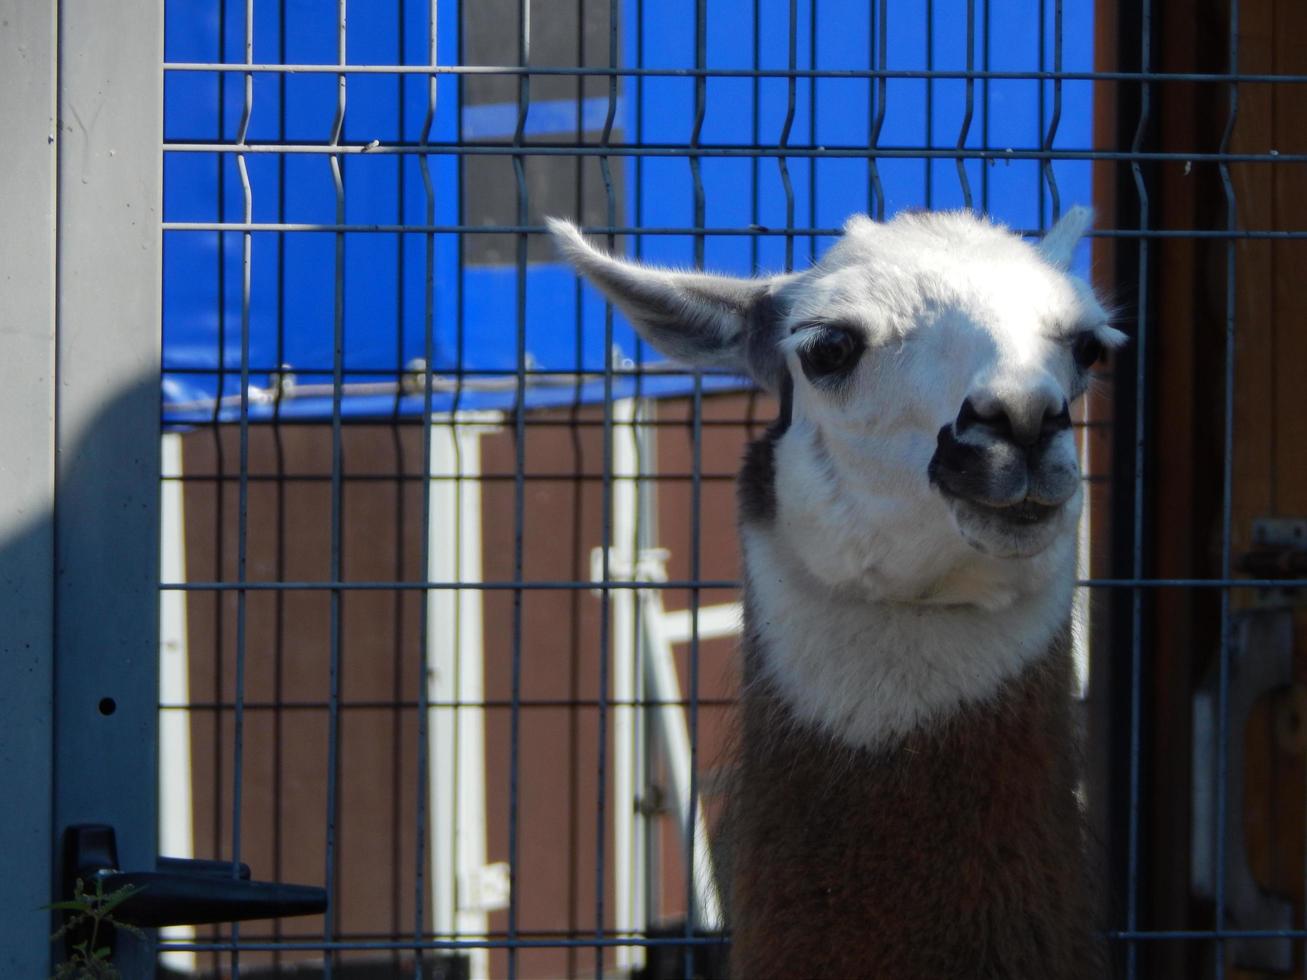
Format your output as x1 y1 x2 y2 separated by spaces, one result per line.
60 824 328 956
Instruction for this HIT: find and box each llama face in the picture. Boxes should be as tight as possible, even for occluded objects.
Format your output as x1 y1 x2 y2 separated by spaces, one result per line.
549 210 1124 608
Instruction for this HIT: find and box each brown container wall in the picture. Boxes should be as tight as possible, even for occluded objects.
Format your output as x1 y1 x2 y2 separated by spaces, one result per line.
177 392 767 978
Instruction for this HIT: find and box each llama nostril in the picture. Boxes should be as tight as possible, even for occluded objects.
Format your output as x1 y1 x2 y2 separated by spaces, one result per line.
1041 401 1072 437
955 397 1014 441
957 395 1067 447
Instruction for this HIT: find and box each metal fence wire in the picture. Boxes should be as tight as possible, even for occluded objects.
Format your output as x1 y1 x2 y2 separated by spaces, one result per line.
153 0 1307 977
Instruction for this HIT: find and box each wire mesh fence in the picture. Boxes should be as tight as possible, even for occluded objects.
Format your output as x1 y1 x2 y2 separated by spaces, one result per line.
152 0 1307 978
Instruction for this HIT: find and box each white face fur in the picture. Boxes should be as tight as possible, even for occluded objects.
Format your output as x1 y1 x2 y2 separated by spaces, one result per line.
774 211 1123 597
551 210 1126 746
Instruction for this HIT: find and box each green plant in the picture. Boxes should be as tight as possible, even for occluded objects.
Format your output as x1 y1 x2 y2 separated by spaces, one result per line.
47 877 145 980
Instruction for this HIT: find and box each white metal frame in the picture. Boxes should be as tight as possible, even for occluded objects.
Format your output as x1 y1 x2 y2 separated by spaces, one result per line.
427 412 505 980
607 397 650 972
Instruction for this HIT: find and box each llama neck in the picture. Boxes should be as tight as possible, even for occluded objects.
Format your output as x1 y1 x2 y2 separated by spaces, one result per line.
729 632 1100 980
740 521 1077 749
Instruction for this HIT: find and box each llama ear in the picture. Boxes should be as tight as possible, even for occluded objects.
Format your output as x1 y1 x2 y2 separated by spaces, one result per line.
548 218 789 388
1038 205 1093 270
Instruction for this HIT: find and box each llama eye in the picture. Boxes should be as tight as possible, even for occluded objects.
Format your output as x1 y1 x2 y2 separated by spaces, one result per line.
798 327 863 382
1071 332 1105 370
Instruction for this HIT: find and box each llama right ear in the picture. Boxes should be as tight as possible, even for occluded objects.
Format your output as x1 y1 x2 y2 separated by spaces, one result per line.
548 218 789 389
1037 205 1093 270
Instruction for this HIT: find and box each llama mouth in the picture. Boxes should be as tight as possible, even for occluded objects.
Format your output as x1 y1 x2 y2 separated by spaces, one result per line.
936 487 1067 558
930 477 1062 526
964 498 1060 525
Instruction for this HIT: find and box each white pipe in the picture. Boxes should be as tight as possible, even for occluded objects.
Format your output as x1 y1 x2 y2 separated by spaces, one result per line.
427 413 501 980
158 433 196 974
661 603 742 646
639 586 724 930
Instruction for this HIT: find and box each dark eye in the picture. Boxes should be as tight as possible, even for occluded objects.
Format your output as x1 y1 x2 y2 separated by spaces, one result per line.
1072 332 1106 370
798 326 863 382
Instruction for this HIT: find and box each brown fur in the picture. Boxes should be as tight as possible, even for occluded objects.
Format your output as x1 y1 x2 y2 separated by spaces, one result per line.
724 625 1102 979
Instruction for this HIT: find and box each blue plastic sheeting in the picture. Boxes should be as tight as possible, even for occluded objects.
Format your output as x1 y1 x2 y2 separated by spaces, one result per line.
162 0 1094 424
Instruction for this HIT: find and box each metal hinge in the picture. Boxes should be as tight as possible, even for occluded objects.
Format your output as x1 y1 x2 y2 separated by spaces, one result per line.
1241 518 1307 607
459 862 511 913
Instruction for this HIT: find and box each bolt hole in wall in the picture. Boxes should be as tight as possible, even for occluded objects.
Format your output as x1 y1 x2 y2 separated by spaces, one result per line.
155 0 1307 978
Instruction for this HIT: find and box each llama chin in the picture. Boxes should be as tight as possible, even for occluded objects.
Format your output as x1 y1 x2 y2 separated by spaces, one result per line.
550 207 1123 979
941 489 1081 560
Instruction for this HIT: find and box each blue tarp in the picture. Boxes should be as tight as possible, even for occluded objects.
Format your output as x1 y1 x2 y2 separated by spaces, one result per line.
162 0 1095 423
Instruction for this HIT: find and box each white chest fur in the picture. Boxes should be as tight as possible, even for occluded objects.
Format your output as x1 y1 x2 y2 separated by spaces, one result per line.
741 522 1076 749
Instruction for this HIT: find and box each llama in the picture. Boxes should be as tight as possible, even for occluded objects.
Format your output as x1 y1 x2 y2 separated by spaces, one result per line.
549 209 1125 978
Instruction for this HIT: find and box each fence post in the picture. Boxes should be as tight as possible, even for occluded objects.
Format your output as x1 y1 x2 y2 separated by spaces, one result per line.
51 1 162 976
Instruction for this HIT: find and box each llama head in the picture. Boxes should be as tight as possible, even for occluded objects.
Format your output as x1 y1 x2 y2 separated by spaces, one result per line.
549 211 1125 609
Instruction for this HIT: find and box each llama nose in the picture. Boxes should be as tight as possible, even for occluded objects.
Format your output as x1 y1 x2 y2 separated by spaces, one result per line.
956 391 1070 447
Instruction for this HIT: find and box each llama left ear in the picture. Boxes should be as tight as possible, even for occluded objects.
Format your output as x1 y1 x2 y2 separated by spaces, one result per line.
548 218 791 390
1037 205 1093 270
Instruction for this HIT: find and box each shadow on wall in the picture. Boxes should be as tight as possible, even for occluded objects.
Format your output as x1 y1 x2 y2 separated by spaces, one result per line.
0 377 161 979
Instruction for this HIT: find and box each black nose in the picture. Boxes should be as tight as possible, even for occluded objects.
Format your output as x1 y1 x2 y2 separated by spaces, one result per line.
956 396 1070 447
